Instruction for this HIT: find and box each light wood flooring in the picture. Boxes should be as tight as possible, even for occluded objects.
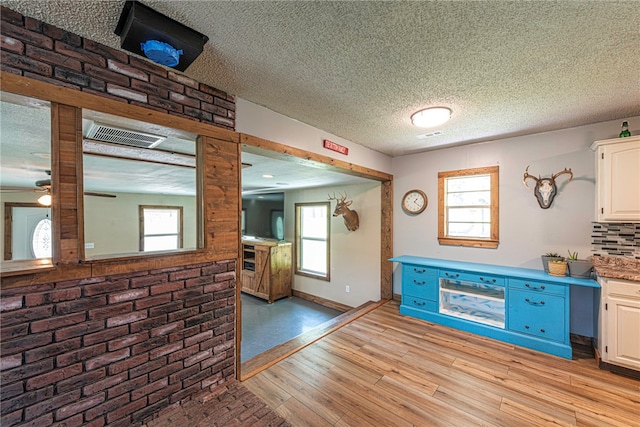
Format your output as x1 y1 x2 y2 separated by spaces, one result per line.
243 301 640 426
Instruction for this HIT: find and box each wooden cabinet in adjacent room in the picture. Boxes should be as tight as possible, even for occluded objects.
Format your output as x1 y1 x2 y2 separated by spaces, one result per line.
241 239 292 303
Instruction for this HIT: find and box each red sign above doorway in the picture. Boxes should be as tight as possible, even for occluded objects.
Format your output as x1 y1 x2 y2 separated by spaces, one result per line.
323 139 349 155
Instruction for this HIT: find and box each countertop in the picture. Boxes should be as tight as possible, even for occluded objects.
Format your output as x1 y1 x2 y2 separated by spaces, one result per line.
592 256 640 282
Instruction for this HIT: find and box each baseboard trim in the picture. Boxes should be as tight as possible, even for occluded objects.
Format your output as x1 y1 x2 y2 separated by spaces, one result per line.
292 289 352 312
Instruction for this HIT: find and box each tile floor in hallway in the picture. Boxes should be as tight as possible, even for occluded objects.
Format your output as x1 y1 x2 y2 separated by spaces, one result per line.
240 294 343 361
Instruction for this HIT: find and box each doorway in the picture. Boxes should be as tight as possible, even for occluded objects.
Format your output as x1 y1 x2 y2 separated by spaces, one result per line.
4 203 52 260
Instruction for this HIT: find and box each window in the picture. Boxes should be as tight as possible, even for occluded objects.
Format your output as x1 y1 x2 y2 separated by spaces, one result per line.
140 206 183 252
438 166 499 248
295 202 330 280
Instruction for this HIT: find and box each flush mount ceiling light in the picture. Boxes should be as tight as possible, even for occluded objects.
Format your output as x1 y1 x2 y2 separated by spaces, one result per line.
411 107 452 128
37 193 52 206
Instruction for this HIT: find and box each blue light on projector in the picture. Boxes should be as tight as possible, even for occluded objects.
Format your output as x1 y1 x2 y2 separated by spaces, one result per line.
140 40 183 67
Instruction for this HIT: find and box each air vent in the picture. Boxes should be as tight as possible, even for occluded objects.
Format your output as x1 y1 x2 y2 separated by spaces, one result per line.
416 131 443 140
86 123 166 149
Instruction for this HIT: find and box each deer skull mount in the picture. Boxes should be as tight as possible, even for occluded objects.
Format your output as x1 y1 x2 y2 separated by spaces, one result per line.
523 166 573 209
328 192 360 231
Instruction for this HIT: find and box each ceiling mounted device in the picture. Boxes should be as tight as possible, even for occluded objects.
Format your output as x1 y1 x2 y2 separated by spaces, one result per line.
411 107 452 128
115 0 209 71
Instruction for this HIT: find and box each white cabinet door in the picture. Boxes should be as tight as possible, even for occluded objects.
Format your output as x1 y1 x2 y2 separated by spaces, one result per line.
593 136 640 222
606 295 640 370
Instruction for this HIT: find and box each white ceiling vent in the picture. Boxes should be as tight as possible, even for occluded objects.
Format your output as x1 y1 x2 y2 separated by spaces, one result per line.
86 123 166 149
416 131 443 140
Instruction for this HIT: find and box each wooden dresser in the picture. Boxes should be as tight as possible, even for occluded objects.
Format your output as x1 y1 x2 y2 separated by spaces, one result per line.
241 239 292 303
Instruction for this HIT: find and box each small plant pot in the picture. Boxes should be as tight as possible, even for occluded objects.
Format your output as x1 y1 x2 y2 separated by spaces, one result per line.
568 259 593 278
548 260 568 277
541 256 564 273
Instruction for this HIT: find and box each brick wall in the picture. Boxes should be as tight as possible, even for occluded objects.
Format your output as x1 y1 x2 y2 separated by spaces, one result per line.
0 6 235 129
0 261 236 426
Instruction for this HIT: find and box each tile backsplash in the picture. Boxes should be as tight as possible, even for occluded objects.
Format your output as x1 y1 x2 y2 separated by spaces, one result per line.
592 222 640 259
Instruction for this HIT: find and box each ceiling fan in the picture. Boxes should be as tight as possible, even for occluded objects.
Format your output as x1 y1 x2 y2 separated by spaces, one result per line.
1 170 116 206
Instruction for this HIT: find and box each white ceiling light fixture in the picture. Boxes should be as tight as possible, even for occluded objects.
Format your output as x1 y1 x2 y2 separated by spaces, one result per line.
262 174 274 178
411 107 452 128
37 193 52 206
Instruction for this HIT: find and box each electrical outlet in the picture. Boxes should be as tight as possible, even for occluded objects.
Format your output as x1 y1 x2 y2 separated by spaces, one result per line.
345 285 350 293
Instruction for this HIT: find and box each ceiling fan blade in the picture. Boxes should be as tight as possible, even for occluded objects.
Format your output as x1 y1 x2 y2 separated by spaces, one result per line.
0 186 43 193
84 192 117 198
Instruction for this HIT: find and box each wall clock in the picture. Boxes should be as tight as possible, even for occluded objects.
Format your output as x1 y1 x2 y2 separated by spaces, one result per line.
401 189 428 215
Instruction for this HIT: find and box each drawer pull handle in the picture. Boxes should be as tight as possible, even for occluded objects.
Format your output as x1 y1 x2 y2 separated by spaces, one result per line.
525 283 545 290
525 298 545 305
413 300 426 306
525 325 530 329
413 268 426 273
479 277 497 283
445 272 459 278
413 279 426 285
540 329 546 333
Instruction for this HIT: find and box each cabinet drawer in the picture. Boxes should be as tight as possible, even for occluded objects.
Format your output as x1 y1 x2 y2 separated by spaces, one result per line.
509 290 565 342
607 279 640 299
509 279 565 296
403 265 437 300
440 269 505 286
403 295 437 312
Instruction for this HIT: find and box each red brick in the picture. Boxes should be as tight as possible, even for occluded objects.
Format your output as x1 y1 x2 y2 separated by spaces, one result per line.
214 96 236 111
168 344 200 365
132 398 170 423
31 312 86 333
83 279 128 296
167 307 199 323
150 280 184 295
1 359 53 384
108 288 149 304
129 314 167 333
25 337 81 363
83 38 128 63
173 288 203 301
26 288 81 306
107 374 147 399
128 357 166 380
56 296 106 316
213 115 235 128
88 302 132 320
148 95 183 113
135 293 171 310
1 381 23 400
108 352 147 376
0 295 23 311
129 55 167 76
106 310 148 328
185 275 213 288
43 23 81 46
184 349 212 367
23 70 80 89
199 83 227 98
83 63 129 87
148 361 182 382
55 393 105 421
54 66 99 88
1 332 51 356
184 86 213 103
130 273 168 288
131 335 168 355
25 363 82 390
107 59 148 81
149 74 184 93
150 320 182 338
55 319 104 341
106 83 147 103
53 41 104 66
85 393 130 421
25 44 81 71
170 92 200 108
185 294 214 308
149 300 184 317
185 312 213 328
184 106 213 122
1 5 24 25
168 70 198 88
85 348 130 371
203 281 231 293
83 371 127 396
56 368 106 393
148 381 181 404
1 21 53 49
0 305 53 327
108 331 149 351
169 325 200 343
149 341 183 360
131 377 167 401
1 322 28 341
184 330 214 347
106 397 146 424
200 335 225 353
171 268 203 281
0 63 22 75
1 386 54 414
182 366 213 388
0 353 23 371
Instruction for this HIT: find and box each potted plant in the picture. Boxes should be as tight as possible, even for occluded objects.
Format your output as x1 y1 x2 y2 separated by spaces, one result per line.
541 252 563 273
566 250 593 278
548 258 568 276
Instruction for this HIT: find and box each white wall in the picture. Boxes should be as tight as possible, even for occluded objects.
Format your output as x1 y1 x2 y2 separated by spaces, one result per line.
236 99 393 174
392 115 640 337
284 182 381 307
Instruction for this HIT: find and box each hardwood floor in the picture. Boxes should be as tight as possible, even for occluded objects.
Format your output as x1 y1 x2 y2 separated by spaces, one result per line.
243 301 640 426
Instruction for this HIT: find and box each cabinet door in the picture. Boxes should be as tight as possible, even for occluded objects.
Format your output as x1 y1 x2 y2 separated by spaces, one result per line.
508 290 565 342
597 138 640 221
606 295 640 370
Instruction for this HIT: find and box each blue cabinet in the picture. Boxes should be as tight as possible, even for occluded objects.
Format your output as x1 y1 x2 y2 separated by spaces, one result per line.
391 256 599 359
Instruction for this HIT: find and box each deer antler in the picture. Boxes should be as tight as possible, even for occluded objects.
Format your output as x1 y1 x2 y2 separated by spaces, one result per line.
552 168 573 183
523 165 541 189
328 192 347 201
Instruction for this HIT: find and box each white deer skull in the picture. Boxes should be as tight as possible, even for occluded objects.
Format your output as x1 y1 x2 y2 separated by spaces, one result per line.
523 166 573 209
328 192 359 231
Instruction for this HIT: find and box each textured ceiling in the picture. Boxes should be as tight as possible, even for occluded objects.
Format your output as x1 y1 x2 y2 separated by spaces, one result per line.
3 0 640 157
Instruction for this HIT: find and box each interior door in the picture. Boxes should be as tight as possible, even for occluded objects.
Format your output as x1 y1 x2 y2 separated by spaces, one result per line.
10 206 51 259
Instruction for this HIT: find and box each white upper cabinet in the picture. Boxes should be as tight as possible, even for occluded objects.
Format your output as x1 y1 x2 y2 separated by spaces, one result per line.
591 135 640 222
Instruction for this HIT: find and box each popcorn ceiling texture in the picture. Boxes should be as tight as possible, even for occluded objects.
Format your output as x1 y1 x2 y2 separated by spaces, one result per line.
3 1 639 155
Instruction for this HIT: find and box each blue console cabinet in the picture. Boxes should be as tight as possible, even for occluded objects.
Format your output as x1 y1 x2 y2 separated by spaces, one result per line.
390 256 599 359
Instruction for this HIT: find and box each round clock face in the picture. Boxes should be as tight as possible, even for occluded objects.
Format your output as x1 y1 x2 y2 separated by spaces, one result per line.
402 190 428 214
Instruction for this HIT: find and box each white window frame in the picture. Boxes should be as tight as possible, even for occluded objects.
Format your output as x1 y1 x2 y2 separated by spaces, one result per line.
438 166 499 249
295 202 330 281
139 205 184 252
